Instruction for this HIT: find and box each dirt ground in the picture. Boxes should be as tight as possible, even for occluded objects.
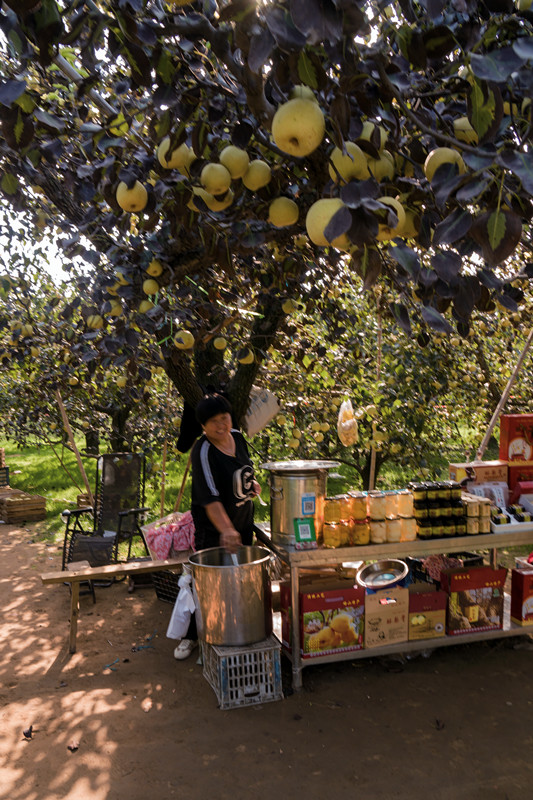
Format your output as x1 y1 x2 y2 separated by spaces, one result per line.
3 523 533 800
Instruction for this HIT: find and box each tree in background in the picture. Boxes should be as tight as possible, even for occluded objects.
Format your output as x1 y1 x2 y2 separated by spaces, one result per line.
0 0 532 435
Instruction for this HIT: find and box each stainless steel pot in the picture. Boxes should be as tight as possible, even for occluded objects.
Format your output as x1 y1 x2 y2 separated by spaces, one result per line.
260 460 340 548
189 545 272 646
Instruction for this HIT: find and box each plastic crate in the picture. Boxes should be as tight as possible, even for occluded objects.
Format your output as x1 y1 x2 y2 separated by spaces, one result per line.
152 569 181 603
202 635 283 710
0 467 9 488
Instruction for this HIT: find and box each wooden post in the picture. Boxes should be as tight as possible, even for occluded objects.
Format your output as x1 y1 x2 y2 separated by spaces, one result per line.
55 390 94 506
368 311 383 491
160 377 172 517
476 328 533 461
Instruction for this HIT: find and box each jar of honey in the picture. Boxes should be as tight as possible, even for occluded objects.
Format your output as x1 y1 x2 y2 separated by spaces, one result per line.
324 497 342 524
323 522 342 548
397 490 414 517
367 491 387 520
369 518 387 544
400 516 417 542
386 517 402 543
350 519 370 545
349 491 367 519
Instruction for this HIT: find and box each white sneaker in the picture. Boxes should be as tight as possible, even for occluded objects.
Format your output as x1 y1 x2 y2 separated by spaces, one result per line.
173 639 198 661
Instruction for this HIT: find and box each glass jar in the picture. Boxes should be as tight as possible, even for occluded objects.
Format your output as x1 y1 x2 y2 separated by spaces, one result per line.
417 519 432 539
464 498 479 517
466 517 480 535
384 491 398 518
338 519 351 546
431 521 444 538
349 491 367 519
439 503 452 518
414 504 429 520
425 482 439 502
437 482 451 501
428 502 441 519
441 521 455 537
369 518 387 544
323 522 342 548
367 491 387 520
455 520 467 536
452 502 465 517
400 516 417 542
479 517 491 534
386 517 402 543
350 519 370 545
450 481 462 500
397 490 414 517
338 494 352 521
324 497 342 524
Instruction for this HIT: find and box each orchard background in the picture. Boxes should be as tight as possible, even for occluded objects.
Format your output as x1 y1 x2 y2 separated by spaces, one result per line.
1 0 533 491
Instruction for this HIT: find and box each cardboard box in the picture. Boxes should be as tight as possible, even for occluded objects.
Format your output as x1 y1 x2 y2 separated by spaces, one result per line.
408 587 447 640
508 464 533 492
449 461 508 485
499 414 533 463
364 586 409 649
280 578 365 659
441 566 507 635
511 568 533 626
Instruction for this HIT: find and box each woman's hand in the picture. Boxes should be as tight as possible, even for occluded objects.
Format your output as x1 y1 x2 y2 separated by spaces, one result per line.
220 528 241 554
252 480 261 496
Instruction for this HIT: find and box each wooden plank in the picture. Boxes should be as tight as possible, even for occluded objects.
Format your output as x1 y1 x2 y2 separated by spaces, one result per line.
41 554 190 584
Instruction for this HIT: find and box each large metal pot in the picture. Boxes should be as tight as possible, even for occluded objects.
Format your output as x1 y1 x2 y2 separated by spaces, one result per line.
260 460 340 548
189 545 272 646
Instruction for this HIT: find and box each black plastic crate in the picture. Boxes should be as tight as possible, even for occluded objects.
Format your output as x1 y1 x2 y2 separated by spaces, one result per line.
407 552 484 586
0 467 9 487
152 569 181 604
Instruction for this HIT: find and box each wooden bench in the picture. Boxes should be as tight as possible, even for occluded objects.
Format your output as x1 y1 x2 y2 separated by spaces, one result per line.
41 555 190 654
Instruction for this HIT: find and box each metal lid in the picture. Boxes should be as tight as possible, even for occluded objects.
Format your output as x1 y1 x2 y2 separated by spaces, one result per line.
259 459 340 473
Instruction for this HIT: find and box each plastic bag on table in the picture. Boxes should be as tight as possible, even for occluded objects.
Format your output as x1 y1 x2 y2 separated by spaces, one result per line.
166 571 196 640
337 399 359 446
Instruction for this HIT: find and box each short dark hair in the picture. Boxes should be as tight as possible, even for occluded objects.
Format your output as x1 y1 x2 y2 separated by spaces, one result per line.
195 393 233 426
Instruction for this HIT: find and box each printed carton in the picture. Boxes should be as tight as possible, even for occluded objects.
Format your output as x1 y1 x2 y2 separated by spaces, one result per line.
441 566 507 635
364 586 409 649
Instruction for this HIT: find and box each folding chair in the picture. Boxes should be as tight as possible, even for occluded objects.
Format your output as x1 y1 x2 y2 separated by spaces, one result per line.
61 453 149 586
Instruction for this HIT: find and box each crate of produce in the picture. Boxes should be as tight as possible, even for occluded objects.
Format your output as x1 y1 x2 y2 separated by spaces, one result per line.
0 466 9 488
202 635 283 710
0 491 46 522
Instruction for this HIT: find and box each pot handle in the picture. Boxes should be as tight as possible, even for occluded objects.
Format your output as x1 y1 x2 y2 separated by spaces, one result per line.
268 553 283 581
270 485 283 500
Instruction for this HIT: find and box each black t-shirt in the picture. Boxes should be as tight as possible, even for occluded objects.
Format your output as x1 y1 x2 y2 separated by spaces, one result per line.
191 429 256 550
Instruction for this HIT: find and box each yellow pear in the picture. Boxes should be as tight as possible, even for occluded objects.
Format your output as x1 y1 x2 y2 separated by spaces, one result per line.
108 301 123 317
116 180 148 212
174 329 195 349
359 121 389 152
242 160 271 191
147 259 163 277
366 150 395 181
454 116 478 144
139 300 154 313
272 98 325 157
116 375 127 388
200 163 232 195
305 198 350 249
86 314 104 329
213 336 227 350
142 278 159 295
188 187 234 212
289 85 318 103
156 138 195 174
268 197 299 227
328 142 370 183
219 145 250 179
376 196 406 241
424 147 466 182
238 347 255 364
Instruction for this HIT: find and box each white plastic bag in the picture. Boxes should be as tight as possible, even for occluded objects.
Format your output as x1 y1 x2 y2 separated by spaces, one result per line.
337 399 359 446
243 385 281 437
166 572 197 640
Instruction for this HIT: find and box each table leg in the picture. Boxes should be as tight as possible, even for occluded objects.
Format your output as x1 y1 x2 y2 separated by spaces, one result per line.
290 563 303 691
69 581 80 654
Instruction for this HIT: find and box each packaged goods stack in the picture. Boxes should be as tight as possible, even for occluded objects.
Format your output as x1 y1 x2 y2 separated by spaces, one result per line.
322 488 415 548
410 480 465 539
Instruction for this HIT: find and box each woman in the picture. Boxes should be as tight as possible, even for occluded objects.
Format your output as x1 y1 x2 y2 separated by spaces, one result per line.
174 392 261 660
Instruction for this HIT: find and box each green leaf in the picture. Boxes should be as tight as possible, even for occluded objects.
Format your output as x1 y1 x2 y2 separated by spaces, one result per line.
15 93 36 113
470 82 496 140
297 51 318 89
1 173 19 195
14 113 24 145
487 210 506 252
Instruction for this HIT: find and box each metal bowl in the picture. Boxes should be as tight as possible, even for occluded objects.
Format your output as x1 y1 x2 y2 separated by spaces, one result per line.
356 559 409 590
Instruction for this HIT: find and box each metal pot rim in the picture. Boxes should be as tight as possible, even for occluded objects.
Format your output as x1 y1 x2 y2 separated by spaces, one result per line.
260 459 340 472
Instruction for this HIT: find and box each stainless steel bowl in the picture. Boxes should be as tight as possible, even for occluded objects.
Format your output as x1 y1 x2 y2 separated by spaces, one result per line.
356 559 409 590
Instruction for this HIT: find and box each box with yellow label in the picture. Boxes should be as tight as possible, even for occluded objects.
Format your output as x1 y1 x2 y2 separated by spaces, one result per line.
448 460 508 485
441 566 507 636
408 587 447 640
